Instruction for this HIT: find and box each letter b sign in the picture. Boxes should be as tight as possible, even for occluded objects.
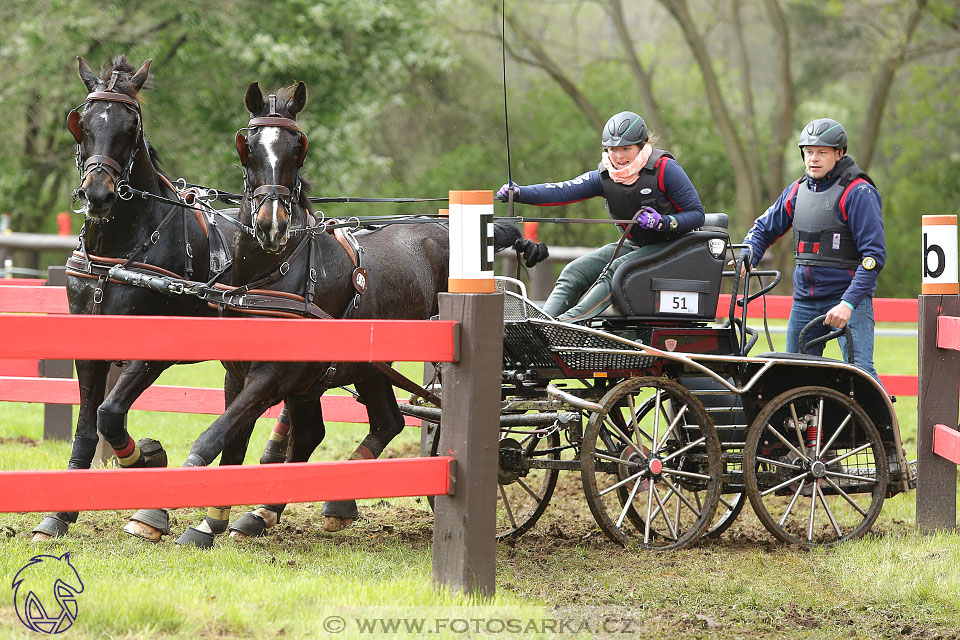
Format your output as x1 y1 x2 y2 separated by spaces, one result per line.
921 215 958 295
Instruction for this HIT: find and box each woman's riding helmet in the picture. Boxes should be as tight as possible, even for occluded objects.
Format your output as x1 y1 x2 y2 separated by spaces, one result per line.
602 111 648 147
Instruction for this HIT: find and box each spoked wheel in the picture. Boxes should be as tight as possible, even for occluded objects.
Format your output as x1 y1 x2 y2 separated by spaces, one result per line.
706 491 747 538
496 425 561 539
581 377 722 550
743 386 888 546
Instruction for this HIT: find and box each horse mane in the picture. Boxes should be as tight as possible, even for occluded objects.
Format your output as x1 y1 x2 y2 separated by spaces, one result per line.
144 139 166 177
97 54 152 102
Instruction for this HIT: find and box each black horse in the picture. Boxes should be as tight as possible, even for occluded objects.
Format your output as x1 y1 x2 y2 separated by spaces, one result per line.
126 81 526 547
32 55 271 540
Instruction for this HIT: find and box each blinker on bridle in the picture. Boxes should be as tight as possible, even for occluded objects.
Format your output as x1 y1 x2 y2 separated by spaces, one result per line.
235 93 310 224
68 70 145 212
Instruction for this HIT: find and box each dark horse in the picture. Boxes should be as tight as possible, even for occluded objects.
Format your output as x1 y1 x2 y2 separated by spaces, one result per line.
32 55 283 541
127 81 524 547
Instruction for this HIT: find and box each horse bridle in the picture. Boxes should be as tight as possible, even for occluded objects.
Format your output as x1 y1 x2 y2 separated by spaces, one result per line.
235 93 310 226
67 70 144 211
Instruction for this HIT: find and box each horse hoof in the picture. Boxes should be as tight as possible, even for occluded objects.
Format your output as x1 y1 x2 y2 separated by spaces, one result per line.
176 527 215 548
31 516 70 539
322 516 355 532
125 508 170 541
123 520 164 542
229 512 267 538
137 438 168 468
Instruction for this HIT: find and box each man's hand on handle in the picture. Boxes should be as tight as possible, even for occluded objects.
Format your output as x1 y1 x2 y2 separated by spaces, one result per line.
824 302 852 329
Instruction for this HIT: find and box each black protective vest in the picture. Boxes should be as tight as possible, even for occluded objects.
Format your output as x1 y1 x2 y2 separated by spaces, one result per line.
598 148 680 245
792 156 874 269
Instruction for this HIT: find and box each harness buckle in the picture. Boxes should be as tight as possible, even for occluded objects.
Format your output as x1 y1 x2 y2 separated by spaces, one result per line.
309 268 317 283
93 288 103 304
151 230 161 244
279 262 290 276
116 180 133 200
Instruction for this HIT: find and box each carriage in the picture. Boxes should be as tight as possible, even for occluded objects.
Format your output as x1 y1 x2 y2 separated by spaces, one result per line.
407 212 915 549
54 58 913 549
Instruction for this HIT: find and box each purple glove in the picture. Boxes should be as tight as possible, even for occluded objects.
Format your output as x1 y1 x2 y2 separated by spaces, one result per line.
634 206 663 230
497 183 520 203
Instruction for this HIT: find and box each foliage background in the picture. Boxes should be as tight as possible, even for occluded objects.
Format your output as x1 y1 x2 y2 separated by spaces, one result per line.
1 0 958 297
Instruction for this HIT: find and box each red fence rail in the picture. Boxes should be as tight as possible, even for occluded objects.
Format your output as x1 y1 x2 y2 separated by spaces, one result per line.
0 312 459 513
0 458 454 513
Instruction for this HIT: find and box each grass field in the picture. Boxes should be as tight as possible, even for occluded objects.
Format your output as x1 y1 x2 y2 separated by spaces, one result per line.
1 329 959 639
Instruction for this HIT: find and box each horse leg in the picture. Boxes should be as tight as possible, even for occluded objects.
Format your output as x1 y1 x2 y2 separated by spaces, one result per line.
31 359 110 540
230 395 326 539
176 406 263 548
322 374 405 532
259 405 292 464
96 359 175 468
124 368 276 542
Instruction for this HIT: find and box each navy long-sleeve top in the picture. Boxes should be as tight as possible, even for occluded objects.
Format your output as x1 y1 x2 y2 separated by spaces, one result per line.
513 159 706 235
742 168 885 306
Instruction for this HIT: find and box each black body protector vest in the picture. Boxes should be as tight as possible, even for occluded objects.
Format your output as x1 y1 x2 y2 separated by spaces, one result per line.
792 156 874 269
598 148 680 246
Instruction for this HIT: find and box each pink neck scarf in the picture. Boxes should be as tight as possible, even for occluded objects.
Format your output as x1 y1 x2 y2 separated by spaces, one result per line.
601 144 652 185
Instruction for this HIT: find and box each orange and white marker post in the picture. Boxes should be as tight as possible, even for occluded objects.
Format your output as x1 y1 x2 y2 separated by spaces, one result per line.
447 190 495 294
434 188 502 597
921 214 958 295
917 213 960 532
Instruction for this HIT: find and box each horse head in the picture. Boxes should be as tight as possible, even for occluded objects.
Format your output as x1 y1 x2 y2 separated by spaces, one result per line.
237 81 309 252
69 55 152 222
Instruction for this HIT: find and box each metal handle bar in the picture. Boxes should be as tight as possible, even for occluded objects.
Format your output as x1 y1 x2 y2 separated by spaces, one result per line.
797 313 855 364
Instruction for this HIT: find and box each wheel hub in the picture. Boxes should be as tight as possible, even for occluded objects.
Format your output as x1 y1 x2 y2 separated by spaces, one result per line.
809 460 827 478
649 458 663 475
498 438 525 485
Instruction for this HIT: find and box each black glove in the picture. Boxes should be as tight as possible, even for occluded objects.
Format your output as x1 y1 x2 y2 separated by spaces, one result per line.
514 238 549 267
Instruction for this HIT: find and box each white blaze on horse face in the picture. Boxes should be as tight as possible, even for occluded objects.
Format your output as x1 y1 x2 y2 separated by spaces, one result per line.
257 127 282 239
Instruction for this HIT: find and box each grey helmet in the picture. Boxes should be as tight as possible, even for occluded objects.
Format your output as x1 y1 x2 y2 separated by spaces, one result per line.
798 118 847 152
602 111 648 147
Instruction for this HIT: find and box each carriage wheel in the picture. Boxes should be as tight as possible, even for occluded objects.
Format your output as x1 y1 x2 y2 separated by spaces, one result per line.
613 395 745 540
425 415 562 540
580 377 722 550
496 425 561 540
743 386 888 546
705 492 746 538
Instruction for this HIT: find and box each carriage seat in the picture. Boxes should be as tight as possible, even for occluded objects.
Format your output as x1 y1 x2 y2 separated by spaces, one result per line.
610 213 729 321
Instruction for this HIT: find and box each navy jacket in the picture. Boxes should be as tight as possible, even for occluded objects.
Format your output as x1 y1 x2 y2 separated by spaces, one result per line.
513 160 705 234
743 166 884 306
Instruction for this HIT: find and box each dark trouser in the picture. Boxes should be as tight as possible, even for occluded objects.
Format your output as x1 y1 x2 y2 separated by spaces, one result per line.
543 240 662 321
786 296 879 382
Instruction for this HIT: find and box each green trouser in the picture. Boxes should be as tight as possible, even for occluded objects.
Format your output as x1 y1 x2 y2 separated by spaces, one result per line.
542 239 664 321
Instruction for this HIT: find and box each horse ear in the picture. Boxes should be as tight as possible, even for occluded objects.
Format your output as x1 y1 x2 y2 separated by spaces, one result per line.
292 82 308 115
236 132 249 166
245 82 264 115
67 109 82 143
77 56 98 92
130 59 152 92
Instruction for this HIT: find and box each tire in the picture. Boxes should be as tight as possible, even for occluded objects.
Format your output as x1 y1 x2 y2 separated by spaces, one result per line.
580 377 722 550
743 386 887 546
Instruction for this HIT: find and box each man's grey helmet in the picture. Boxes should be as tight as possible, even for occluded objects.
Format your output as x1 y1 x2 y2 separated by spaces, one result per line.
798 118 847 152
602 111 648 147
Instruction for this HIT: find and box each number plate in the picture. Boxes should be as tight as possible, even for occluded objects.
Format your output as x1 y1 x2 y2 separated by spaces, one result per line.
658 290 699 315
